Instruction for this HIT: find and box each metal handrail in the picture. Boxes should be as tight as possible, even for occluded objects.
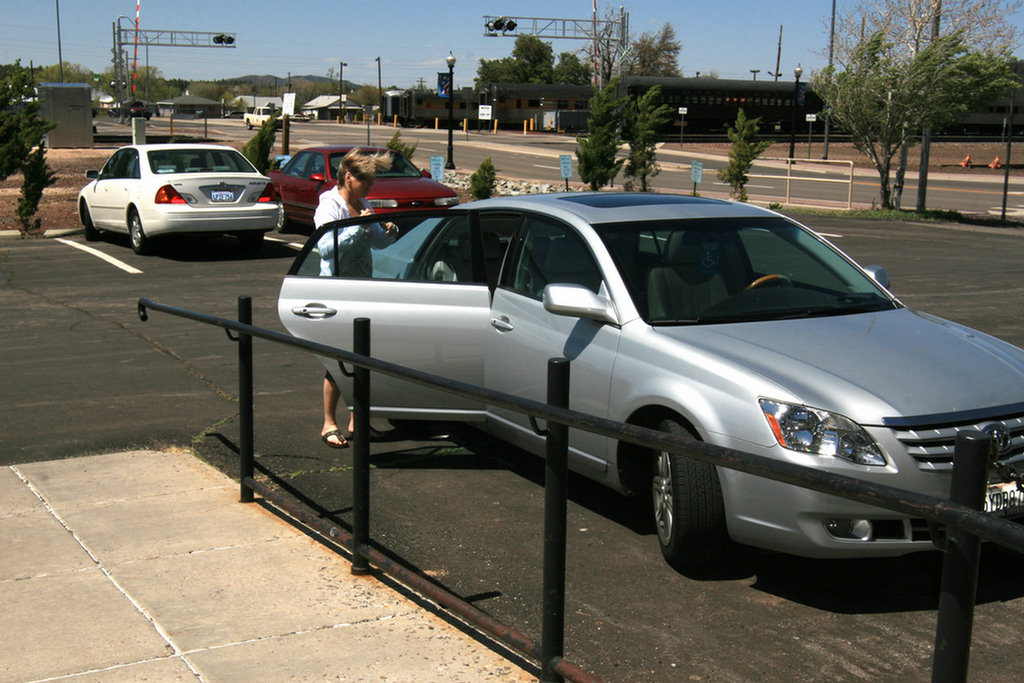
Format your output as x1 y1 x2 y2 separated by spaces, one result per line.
138 296 1024 683
752 156 856 209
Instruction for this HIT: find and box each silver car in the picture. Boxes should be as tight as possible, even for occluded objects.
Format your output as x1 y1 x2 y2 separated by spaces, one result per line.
78 143 279 255
278 193 1024 570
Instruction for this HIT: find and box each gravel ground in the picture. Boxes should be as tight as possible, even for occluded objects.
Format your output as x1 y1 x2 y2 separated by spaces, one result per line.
0 138 1019 236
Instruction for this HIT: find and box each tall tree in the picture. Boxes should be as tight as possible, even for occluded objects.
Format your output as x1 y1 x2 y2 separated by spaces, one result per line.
813 32 1016 209
477 36 556 85
624 24 682 76
553 52 593 85
716 109 773 202
622 85 675 191
576 78 625 190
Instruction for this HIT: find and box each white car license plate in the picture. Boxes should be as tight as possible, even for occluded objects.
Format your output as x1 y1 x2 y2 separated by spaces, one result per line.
984 481 1024 516
211 190 235 202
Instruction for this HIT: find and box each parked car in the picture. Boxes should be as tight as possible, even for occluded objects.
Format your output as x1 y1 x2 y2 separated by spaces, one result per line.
128 100 151 120
277 193 1024 571
78 143 279 255
268 145 458 230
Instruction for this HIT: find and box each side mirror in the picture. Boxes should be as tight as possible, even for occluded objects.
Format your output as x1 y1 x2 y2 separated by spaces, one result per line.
86 170 99 179
421 169 431 178
309 173 326 183
543 284 618 325
864 265 890 289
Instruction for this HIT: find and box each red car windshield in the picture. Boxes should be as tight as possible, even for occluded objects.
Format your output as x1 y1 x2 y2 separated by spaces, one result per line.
328 151 422 180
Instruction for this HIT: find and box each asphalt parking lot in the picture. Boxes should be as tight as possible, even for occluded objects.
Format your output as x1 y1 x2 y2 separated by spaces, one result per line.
3 215 1024 682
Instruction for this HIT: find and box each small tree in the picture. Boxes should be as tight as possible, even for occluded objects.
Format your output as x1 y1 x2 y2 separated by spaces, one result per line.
17 144 57 234
241 115 278 174
622 85 674 192
386 129 417 159
469 156 497 199
716 109 772 202
576 77 625 191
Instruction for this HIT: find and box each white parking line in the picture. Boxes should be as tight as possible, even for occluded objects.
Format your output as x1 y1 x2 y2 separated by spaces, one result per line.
55 239 142 274
265 236 306 250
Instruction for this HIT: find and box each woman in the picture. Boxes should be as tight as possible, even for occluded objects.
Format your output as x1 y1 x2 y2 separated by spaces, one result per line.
313 148 398 448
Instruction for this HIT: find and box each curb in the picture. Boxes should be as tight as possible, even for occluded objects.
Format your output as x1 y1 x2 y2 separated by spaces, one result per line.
0 228 83 240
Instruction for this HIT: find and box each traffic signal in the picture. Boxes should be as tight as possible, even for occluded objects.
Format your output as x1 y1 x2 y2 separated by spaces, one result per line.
213 34 234 45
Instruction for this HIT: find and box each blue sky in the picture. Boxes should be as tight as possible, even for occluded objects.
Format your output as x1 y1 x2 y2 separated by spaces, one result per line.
3 1 1022 88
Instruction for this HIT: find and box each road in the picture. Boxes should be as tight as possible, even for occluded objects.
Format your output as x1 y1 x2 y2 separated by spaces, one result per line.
103 117 1024 218
3 211 1024 682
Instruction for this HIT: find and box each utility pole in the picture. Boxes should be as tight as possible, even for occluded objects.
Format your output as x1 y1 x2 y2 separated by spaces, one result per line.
916 2 941 212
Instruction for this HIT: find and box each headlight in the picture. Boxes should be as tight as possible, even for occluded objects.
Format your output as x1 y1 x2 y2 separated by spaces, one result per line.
434 196 459 206
369 198 399 208
759 399 887 466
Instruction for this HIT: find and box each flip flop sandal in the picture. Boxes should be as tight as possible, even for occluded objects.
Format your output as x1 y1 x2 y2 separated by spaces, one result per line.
321 429 349 449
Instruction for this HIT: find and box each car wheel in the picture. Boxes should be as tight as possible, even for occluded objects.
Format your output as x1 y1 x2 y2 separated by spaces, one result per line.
246 121 253 130
79 200 100 241
276 203 290 231
128 209 151 255
238 231 265 252
652 417 729 572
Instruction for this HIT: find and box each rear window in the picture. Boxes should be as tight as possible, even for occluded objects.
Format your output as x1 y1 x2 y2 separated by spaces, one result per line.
146 148 259 174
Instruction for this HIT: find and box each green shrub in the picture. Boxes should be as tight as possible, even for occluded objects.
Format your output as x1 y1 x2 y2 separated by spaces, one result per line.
386 130 417 159
17 144 56 234
469 156 497 200
241 115 278 174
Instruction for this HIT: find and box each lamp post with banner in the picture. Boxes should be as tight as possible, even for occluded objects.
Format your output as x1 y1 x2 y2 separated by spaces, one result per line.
441 52 456 169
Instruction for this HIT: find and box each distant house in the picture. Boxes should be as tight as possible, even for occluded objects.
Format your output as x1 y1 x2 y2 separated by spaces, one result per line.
157 94 223 119
301 95 368 121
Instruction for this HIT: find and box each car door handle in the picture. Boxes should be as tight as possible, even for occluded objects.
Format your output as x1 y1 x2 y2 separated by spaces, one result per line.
489 316 514 332
292 305 338 319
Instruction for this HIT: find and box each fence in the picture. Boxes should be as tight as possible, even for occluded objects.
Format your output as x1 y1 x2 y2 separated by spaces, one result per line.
138 295 1024 683
751 157 855 209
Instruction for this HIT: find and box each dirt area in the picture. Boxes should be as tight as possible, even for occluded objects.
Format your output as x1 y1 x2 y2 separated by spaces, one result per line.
0 139 1019 236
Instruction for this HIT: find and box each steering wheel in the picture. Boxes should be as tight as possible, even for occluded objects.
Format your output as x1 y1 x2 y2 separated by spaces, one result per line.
743 273 792 291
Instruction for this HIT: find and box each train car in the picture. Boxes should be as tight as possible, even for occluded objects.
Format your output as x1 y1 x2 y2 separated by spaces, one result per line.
478 82 593 132
383 88 478 128
616 75 824 136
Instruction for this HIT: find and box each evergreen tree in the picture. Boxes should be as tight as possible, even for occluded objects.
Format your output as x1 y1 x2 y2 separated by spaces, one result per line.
716 109 772 202
623 85 674 192
386 129 417 159
241 114 278 174
17 144 57 234
576 78 624 191
469 156 497 199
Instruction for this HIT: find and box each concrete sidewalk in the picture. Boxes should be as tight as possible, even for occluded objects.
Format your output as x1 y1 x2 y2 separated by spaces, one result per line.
1 450 536 683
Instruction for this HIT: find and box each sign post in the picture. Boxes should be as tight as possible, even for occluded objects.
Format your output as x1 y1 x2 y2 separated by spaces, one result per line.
690 159 703 196
429 155 445 182
678 107 687 146
806 113 817 158
559 154 573 191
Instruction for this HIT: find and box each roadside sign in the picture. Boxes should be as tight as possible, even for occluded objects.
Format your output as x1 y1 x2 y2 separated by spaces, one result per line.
678 107 688 115
479 105 493 120
690 160 703 185
430 155 445 181
282 93 296 116
559 154 573 179
806 113 818 122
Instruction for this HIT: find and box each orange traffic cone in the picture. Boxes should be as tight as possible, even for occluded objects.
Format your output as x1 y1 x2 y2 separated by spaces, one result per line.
960 155 973 168
989 156 1002 169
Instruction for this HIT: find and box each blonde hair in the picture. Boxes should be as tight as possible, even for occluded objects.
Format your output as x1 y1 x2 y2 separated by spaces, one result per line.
339 147 392 185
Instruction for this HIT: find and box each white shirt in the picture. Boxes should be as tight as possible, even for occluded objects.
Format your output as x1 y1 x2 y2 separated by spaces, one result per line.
313 189 394 277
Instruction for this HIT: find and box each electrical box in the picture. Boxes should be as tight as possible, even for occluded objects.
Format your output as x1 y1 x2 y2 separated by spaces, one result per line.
37 83 93 148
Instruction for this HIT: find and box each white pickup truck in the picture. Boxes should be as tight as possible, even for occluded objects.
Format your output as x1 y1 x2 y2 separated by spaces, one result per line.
244 106 279 130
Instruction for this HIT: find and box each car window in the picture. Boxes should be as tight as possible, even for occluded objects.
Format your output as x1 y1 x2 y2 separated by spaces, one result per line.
597 217 896 324
100 148 138 180
146 148 258 174
288 213 454 280
283 151 314 178
504 216 602 298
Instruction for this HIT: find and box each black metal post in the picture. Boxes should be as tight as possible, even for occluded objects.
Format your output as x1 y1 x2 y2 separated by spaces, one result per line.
1001 84 1016 223
541 358 571 683
932 430 990 683
788 70 801 159
351 317 372 575
446 55 456 170
237 296 255 503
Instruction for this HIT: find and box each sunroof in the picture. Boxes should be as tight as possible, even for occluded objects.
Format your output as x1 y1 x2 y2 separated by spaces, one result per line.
557 194 728 209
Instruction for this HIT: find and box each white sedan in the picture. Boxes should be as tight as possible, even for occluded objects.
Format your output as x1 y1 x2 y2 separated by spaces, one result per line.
77 143 279 254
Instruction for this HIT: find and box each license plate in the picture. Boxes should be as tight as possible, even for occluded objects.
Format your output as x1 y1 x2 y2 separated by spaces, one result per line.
984 481 1024 516
211 190 235 202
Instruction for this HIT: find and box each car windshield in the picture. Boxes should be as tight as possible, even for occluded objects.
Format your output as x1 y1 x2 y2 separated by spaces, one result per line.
328 151 423 180
597 216 898 325
146 148 258 175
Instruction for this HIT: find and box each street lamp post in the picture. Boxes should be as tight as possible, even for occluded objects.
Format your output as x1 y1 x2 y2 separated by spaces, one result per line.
445 51 456 170
788 64 803 159
339 60 347 123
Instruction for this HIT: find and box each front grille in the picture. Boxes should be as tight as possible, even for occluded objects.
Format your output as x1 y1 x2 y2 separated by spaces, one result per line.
887 411 1024 472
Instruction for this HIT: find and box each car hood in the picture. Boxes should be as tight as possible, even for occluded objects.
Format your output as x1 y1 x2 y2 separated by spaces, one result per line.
655 307 1024 424
371 175 456 198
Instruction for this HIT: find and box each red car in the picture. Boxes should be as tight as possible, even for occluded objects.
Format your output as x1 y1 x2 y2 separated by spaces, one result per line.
269 145 458 229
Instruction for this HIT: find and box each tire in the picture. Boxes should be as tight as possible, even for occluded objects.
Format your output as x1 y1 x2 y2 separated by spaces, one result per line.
276 203 290 231
238 231 265 252
128 209 151 255
652 417 730 572
246 120 253 130
79 200 100 241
